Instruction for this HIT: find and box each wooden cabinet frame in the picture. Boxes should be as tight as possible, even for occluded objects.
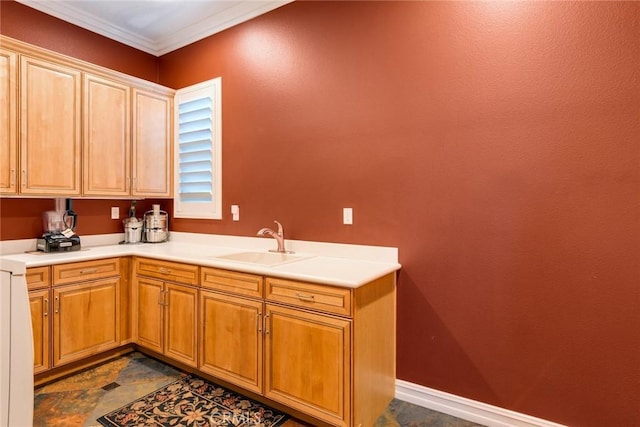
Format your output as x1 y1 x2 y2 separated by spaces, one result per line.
1 35 174 198
133 258 199 367
83 73 131 196
27 257 396 427
53 278 120 366
0 47 18 194
20 55 82 195
199 266 396 427
199 290 264 394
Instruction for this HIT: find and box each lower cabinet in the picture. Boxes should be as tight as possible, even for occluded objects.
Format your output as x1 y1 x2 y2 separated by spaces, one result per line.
133 258 199 368
53 278 120 366
29 288 50 375
200 291 264 394
27 259 122 376
52 259 121 367
199 267 396 427
265 304 351 426
27 256 396 427
27 266 51 374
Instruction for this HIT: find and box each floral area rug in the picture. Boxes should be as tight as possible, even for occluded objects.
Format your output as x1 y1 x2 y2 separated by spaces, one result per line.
97 374 289 426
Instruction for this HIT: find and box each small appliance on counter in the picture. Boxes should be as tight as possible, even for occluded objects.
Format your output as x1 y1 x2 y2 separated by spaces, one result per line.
122 217 143 244
36 198 81 252
143 204 169 243
121 201 143 244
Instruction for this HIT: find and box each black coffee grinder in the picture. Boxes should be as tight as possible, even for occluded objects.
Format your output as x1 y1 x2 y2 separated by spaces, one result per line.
37 198 81 252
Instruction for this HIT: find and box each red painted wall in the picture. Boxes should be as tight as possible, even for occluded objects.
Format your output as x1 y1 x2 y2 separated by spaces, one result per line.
160 2 640 426
0 198 170 238
1 2 639 426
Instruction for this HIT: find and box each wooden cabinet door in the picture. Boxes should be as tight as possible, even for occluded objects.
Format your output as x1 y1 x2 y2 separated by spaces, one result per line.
164 283 198 367
83 74 130 196
132 88 172 197
265 304 351 427
133 276 164 354
20 56 81 195
0 48 17 194
29 289 50 375
200 291 263 394
53 278 120 367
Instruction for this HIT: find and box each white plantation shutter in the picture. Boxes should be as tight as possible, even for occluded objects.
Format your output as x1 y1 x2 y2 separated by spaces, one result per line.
174 78 222 219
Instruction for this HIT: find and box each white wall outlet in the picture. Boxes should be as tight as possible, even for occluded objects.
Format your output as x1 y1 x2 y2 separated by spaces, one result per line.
343 207 353 225
111 207 119 219
231 205 239 221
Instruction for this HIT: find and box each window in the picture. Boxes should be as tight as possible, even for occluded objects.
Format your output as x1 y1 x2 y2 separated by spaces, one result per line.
174 77 222 219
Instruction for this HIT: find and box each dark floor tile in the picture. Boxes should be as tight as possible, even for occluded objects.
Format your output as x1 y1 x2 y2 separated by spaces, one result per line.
34 387 106 427
384 399 485 427
34 352 483 427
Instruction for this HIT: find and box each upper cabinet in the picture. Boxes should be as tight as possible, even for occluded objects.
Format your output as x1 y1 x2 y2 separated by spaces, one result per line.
0 36 174 198
0 48 18 194
20 56 82 196
83 74 131 197
132 89 173 197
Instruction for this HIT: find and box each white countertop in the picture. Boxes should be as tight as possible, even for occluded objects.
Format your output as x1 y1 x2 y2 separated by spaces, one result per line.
0 233 401 288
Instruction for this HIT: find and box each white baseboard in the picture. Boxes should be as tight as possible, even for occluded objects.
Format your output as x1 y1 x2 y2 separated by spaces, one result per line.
395 379 567 427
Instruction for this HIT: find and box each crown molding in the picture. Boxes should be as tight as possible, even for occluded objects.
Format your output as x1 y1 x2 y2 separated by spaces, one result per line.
16 0 293 56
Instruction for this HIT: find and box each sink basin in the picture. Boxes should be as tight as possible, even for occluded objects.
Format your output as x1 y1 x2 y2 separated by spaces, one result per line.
214 251 308 267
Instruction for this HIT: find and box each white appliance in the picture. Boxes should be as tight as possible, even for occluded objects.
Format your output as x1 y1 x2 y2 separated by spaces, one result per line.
0 259 34 427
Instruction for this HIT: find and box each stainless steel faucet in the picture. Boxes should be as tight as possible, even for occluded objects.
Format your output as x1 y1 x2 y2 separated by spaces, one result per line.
257 220 292 253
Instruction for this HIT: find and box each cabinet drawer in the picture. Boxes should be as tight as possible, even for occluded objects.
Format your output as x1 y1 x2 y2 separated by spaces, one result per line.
53 258 120 286
135 257 199 285
27 266 51 290
201 267 262 298
265 277 352 317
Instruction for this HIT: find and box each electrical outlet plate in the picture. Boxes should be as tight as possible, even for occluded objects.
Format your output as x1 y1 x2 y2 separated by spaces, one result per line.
111 207 119 219
343 207 353 225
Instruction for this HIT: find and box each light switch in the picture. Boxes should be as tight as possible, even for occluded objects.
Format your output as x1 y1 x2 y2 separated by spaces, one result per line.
231 205 239 221
343 207 353 225
111 207 119 220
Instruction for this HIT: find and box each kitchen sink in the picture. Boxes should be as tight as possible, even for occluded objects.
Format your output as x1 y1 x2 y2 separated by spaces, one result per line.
213 251 309 267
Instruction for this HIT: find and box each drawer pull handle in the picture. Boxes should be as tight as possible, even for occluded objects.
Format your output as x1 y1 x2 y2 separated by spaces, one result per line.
54 296 60 314
296 293 315 302
80 269 97 275
44 298 49 317
158 268 171 275
257 312 262 332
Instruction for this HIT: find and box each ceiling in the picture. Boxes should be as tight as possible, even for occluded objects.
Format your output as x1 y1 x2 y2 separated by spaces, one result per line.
16 0 294 56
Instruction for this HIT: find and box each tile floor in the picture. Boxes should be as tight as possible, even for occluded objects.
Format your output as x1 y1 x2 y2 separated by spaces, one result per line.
33 352 484 427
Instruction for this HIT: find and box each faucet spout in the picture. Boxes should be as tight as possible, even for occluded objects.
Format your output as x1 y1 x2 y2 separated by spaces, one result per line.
256 220 290 253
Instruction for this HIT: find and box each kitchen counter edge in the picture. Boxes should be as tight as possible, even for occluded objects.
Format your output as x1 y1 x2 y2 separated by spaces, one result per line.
0 240 401 289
